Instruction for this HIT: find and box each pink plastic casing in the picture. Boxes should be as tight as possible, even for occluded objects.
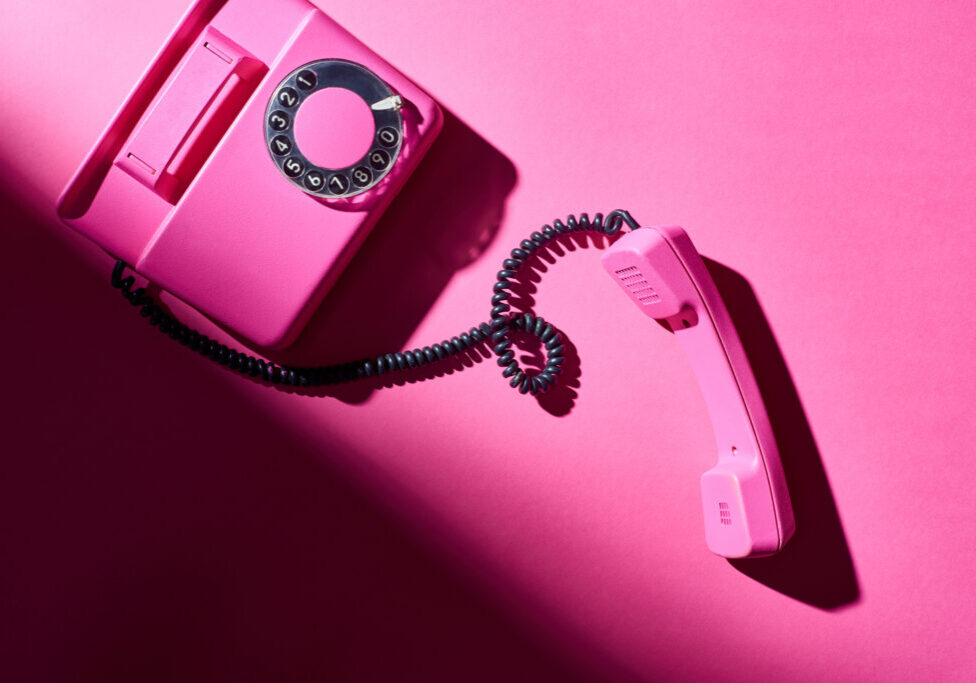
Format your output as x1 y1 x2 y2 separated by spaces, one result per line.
602 227 795 558
56 0 443 349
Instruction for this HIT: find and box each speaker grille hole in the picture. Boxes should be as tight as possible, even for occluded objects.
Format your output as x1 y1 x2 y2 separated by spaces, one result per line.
614 266 661 305
718 502 732 526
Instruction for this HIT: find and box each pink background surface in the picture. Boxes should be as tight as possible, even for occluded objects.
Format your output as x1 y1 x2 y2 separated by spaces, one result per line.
2 1 975 680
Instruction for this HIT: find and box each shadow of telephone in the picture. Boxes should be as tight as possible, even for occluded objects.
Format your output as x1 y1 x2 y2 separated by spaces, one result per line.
56 0 797 559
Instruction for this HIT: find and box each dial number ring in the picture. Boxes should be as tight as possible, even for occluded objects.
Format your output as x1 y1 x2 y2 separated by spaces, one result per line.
264 59 403 198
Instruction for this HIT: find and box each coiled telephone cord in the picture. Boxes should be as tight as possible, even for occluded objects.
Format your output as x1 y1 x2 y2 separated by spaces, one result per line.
110 209 640 395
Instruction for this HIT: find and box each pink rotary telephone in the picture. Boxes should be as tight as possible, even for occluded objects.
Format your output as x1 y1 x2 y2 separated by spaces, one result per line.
57 0 442 349
54 0 794 558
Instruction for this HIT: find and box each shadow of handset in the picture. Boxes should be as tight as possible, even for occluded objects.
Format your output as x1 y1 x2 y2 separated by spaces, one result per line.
704 259 860 609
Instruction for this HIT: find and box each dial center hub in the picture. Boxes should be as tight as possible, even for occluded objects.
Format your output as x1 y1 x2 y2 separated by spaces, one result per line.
294 87 375 169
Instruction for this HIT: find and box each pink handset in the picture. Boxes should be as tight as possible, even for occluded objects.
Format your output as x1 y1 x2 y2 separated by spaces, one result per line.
57 0 443 348
602 227 795 558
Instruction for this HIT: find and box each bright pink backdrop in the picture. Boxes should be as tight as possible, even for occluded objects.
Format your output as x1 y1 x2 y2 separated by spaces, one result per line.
2 1 975 680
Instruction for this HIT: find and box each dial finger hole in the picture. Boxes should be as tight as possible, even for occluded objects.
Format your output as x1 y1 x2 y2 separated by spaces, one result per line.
269 110 290 131
377 126 399 148
271 135 293 156
351 166 372 188
368 149 390 171
303 170 325 192
282 156 304 177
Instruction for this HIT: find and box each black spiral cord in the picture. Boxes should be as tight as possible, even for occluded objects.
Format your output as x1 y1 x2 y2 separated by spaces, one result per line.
110 209 640 395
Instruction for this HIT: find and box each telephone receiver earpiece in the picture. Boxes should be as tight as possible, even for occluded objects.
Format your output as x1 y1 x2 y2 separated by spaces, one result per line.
602 226 795 558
